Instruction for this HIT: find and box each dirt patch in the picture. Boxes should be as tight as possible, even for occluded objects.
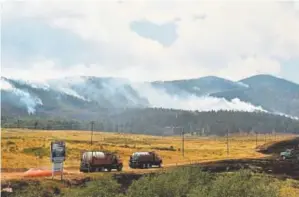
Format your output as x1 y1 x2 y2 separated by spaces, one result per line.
63 177 92 187
196 158 299 180
113 173 145 192
256 137 299 154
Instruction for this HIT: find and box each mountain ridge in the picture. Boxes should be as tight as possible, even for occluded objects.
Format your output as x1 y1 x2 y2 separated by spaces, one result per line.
1 74 299 118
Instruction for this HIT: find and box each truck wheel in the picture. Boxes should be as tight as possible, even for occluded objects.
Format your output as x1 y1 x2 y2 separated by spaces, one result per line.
142 163 146 169
282 156 286 160
117 166 122 171
148 163 152 168
107 168 112 172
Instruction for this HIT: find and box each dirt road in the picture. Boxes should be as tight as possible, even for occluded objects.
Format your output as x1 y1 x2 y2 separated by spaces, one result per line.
0 160 203 181
2 157 299 182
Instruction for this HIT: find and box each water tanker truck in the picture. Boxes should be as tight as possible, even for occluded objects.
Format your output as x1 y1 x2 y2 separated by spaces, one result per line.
80 151 123 172
129 151 162 169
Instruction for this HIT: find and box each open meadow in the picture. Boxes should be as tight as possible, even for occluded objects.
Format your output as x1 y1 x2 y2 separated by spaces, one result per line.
1 128 296 170
2 129 299 197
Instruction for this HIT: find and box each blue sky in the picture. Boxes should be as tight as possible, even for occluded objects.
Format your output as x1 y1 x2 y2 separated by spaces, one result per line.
1 1 299 83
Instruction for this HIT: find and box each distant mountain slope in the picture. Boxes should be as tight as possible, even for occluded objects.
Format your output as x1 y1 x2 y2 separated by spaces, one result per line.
151 76 248 97
1 74 299 118
211 75 299 117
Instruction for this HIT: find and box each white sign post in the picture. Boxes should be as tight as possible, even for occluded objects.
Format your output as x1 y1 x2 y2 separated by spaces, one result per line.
50 141 66 180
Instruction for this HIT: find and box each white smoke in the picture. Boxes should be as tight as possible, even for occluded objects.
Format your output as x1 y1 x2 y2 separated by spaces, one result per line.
58 87 89 101
101 78 144 106
16 79 50 91
48 76 89 101
1 78 43 114
1 78 14 90
13 89 43 114
236 81 250 88
46 77 266 112
132 83 266 112
4 76 292 116
273 112 299 120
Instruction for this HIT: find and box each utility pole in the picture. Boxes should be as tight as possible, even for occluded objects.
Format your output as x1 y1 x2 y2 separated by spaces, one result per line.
188 122 192 134
90 121 94 146
255 131 258 148
182 128 185 157
34 121 38 129
226 128 229 157
17 119 20 128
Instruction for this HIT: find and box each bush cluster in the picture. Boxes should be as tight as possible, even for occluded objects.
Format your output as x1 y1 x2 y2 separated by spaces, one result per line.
3 167 281 197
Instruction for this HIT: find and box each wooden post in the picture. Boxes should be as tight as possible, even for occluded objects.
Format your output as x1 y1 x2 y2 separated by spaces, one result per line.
90 121 94 146
52 163 54 180
182 128 185 157
226 128 229 157
256 131 258 148
61 162 63 181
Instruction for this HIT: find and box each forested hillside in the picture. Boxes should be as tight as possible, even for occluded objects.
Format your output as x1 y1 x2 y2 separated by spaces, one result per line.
2 74 299 118
212 75 299 116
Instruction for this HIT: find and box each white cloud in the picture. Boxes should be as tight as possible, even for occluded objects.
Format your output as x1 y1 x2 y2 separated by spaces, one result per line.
1 0 299 82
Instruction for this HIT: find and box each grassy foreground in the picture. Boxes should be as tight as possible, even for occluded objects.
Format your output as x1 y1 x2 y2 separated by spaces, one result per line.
2 167 299 197
1 128 295 170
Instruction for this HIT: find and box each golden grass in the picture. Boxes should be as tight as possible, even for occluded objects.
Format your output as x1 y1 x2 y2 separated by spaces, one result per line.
1 128 296 170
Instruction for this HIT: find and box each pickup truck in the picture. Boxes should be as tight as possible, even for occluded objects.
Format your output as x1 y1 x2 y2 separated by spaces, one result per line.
280 149 299 160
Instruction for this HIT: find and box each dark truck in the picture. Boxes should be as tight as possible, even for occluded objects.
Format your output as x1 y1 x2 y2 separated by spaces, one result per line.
80 151 123 172
129 151 162 169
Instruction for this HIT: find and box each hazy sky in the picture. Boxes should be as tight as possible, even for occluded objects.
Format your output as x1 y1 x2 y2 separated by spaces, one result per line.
1 0 299 83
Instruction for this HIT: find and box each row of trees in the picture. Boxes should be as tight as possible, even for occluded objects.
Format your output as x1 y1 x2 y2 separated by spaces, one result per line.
2 109 299 136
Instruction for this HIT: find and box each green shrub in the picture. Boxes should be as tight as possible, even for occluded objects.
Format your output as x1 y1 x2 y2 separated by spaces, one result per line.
5 181 60 197
188 170 279 197
64 177 121 197
6 141 16 146
126 167 212 197
151 146 176 151
23 147 49 158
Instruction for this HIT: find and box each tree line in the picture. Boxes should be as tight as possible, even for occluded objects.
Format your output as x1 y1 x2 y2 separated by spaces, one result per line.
1 109 299 136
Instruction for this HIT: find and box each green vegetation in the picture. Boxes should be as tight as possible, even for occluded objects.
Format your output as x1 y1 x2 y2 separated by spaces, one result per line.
23 147 49 158
64 177 122 197
3 167 289 197
2 110 299 136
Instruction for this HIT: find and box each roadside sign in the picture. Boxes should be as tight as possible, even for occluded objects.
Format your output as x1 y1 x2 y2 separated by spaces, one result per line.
50 141 66 180
53 162 63 172
50 141 66 163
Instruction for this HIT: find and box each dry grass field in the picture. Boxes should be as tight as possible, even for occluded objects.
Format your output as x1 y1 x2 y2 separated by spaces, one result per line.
2 128 299 197
1 128 296 170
